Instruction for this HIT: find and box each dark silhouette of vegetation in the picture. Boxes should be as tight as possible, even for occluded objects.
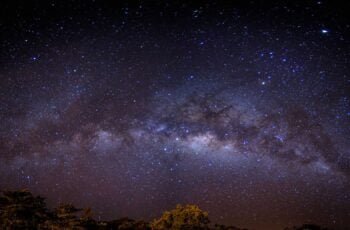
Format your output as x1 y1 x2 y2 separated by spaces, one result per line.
0 189 49 229
213 224 248 230
284 224 329 230
0 189 332 230
151 204 210 229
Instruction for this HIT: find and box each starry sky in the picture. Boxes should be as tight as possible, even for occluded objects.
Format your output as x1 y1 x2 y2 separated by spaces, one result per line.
0 1 349 229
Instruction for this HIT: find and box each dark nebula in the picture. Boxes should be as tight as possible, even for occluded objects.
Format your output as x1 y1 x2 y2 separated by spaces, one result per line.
0 1 349 229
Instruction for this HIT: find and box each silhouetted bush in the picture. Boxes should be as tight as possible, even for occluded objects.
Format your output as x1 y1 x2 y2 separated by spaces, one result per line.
0 189 332 230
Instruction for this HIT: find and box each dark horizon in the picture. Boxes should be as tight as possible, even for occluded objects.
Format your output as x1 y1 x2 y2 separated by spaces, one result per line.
0 1 349 230
0 189 336 230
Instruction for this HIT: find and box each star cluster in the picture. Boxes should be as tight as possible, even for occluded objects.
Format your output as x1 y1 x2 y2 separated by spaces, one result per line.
0 1 349 229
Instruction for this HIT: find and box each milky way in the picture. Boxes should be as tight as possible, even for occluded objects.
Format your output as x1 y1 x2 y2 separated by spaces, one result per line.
0 1 349 229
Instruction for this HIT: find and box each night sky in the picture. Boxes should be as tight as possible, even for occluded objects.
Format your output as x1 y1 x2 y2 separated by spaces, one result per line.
0 1 349 229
